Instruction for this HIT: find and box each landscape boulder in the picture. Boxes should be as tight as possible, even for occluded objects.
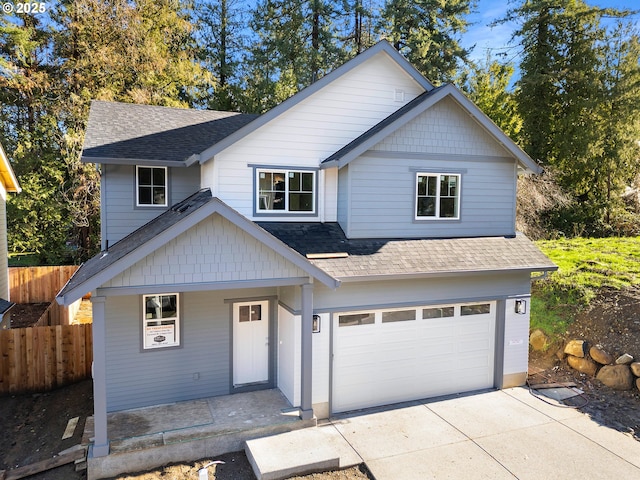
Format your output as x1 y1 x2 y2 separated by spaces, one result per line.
567 355 598 376
589 345 613 366
596 365 634 390
564 340 587 358
615 353 634 365
631 362 640 377
529 329 548 351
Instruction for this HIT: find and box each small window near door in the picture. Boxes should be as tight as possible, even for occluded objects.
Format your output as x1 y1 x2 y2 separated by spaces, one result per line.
239 304 262 322
460 303 491 316
142 293 179 349
339 312 375 327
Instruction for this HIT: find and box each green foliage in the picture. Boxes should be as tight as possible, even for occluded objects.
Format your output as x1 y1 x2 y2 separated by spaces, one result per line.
460 55 522 140
377 0 472 84
532 236 640 335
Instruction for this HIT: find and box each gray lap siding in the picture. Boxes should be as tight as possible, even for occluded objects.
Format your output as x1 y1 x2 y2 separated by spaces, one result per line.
104 289 274 412
101 163 201 249
339 155 516 238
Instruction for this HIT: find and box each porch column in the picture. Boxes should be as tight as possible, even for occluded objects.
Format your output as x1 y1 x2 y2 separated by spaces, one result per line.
300 282 314 420
91 295 109 457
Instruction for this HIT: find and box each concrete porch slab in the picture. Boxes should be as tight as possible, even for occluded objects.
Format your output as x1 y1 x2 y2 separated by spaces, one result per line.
85 389 316 480
245 424 362 480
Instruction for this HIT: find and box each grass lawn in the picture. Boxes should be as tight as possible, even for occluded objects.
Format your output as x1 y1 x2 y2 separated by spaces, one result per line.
533 236 640 336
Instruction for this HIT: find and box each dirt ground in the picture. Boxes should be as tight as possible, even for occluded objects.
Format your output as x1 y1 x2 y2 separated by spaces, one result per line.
2 287 640 479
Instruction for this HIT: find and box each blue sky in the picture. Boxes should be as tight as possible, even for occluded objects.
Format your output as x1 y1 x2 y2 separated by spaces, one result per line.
463 0 640 63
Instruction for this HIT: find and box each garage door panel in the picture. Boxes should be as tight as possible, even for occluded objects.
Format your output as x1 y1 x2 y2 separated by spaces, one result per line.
333 302 496 413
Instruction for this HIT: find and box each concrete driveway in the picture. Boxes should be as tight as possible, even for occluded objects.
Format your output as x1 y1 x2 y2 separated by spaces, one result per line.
246 387 640 480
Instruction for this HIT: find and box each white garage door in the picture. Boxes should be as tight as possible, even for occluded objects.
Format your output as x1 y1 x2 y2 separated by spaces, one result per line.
332 302 496 413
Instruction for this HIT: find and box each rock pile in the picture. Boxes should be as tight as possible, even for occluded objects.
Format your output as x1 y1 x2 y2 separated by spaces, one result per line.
529 330 640 392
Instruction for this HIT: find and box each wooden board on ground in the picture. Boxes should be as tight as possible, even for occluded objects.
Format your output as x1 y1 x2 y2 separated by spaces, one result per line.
4 446 86 480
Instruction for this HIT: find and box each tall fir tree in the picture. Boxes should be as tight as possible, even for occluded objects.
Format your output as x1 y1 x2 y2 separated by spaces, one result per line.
197 0 246 111
377 0 472 84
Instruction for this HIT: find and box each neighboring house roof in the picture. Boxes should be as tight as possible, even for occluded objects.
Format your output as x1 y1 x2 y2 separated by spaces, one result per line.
197 40 434 164
0 142 21 193
321 83 542 175
56 190 340 305
259 223 557 281
81 101 257 166
0 298 15 316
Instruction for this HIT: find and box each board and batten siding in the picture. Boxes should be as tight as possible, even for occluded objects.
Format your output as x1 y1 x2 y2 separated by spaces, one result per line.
202 52 425 221
0 180 8 299
101 164 200 249
339 96 518 238
104 291 231 412
102 214 307 289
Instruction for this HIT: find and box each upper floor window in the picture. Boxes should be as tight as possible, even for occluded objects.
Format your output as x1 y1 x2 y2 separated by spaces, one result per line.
137 166 167 207
416 173 460 219
257 169 315 214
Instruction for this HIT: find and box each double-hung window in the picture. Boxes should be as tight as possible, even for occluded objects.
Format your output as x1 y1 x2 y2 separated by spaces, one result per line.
142 294 180 349
416 173 460 219
257 169 315 213
137 166 167 207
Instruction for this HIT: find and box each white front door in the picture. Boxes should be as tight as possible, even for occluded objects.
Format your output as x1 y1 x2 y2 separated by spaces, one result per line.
233 300 269 386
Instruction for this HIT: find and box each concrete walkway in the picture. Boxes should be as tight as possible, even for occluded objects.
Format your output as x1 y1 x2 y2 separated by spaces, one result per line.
245 387 640 480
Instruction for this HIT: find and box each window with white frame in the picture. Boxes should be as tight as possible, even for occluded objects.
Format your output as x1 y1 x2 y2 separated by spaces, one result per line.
142 294 180 349
137 166 167 206
416 173 460 219
257 169 315 213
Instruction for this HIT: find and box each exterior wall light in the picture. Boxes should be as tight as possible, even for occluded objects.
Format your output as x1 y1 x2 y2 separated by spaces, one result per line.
312 314 321 333
515 299 527 315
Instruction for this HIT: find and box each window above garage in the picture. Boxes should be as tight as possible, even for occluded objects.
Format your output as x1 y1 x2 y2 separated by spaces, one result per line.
415 173 460 220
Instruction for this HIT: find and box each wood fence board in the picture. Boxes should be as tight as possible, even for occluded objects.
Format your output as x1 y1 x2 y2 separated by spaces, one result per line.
9 266 79 304
0 325 92 395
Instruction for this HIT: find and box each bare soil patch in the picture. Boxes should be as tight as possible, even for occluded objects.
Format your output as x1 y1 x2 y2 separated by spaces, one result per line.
2 287 639 479
8 303 49 328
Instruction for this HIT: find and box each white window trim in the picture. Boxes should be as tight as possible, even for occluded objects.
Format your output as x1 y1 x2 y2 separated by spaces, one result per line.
142 293 180 350
415 172 461 220
255 168 316 214
136 166 168 207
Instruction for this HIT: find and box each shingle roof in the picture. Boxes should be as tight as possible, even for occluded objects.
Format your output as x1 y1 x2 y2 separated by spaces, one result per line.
258 223 557 280
82 101 258 163
58 189 216 300
0 298 15 315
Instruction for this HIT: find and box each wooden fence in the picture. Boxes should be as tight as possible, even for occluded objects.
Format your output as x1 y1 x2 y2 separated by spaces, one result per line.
8 266 87 327
9 266 79 303
0 324 93 394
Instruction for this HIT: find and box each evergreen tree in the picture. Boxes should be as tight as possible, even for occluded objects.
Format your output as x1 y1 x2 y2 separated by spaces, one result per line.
197 0 246 110
461 55 522 141
378 0 473 84
242 0 346 112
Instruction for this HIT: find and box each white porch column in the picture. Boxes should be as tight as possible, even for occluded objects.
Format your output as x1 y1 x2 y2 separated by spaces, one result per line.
91 295 109 457
300 283 314 420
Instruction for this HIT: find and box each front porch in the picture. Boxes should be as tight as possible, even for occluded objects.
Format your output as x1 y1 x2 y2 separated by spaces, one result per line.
84 389 316 480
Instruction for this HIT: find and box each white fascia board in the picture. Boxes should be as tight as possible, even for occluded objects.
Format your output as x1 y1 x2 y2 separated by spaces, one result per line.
0 142 20 193
198 41 433 164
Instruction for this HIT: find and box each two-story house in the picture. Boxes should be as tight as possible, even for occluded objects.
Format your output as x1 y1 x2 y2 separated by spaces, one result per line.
56 41 556 459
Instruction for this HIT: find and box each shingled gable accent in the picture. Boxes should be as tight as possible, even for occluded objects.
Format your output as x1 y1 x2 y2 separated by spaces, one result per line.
196 40 434 164
320 83 542 175
56 189 339 306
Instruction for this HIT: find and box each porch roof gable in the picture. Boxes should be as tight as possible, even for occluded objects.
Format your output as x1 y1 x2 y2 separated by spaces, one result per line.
56 190 339 306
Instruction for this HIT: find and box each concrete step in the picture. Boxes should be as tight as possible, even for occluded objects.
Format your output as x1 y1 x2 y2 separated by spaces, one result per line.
244 424 362 480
